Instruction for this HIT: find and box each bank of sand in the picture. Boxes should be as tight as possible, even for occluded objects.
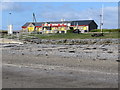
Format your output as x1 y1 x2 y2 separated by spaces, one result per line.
1 38 119 88
0 38 23 44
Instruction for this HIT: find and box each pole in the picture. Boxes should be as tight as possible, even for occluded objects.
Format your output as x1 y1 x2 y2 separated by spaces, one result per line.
100 14 102 33
102 5 104 32
100 5 104 33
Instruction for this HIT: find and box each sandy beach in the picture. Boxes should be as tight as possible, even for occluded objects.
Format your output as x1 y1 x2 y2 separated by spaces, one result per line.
1 38 118 88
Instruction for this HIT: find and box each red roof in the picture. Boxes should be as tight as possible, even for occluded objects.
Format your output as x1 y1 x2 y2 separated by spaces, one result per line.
22 26 27 28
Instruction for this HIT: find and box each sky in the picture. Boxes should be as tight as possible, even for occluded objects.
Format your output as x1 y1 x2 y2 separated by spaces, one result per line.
1 1 119 30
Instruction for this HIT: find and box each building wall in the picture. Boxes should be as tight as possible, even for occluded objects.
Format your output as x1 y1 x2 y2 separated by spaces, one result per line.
89 22 98 31
72 25 89 32
27 23 35 32
22 21 98 33
22 23 35 32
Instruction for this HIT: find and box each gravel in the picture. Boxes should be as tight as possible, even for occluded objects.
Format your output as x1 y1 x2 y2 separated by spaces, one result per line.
1 39 119 88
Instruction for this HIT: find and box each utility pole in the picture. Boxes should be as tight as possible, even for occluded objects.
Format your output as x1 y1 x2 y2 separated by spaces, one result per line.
100 5 104 33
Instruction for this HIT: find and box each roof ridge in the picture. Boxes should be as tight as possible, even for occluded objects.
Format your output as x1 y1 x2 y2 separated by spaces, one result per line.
26 20 94 23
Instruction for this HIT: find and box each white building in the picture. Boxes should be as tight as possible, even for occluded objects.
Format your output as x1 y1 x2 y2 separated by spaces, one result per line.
8 24 13 35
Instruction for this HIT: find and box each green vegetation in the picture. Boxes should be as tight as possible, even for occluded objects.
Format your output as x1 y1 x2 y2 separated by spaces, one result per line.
19 29 119 39
90 29 120 32
1 29 119 39
1 34 17 39
67 29 74 33
33 32 119 39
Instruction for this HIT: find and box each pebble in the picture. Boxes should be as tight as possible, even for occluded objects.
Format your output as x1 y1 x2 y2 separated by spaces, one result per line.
69 51 75 53
2 41 118 61
116 60 120 62
23 38 119 44
22 53 24 55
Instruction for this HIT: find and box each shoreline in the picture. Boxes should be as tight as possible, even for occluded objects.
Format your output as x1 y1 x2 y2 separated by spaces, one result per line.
1 38 119 88
22 38 119 45
0 38 119 45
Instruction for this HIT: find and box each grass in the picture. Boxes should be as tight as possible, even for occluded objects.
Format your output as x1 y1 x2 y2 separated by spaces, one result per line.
33 32 119 39
90 29 120 32
1 29 119 39
1 34 18 39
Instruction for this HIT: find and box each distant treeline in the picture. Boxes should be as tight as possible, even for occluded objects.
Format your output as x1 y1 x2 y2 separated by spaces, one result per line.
90 29 120 32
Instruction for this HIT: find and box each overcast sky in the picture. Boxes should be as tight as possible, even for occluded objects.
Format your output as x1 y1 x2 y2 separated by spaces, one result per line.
1 2 118 30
